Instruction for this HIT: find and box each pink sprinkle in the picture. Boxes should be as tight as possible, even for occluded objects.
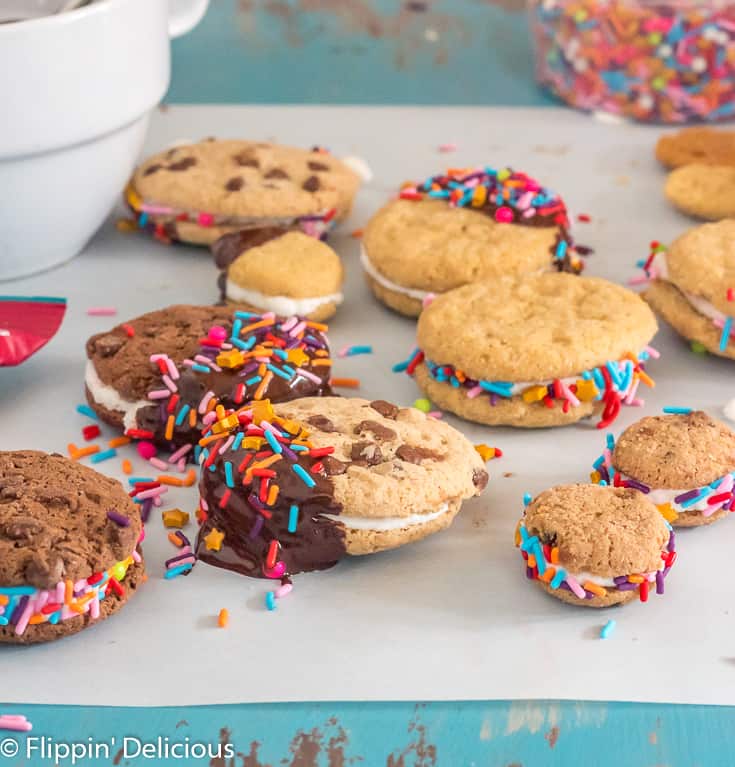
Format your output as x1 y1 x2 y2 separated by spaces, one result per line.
422 293 436 309
0 716 32 733
296 367 321 384
148 389 170 400
198 391 215 414
149 457 168 471
198 212 215 227
162 374 178 393
263 561 287 579
202 411 217 426
495 207 514 223
644 345 661 359
87 307 117 317
177 458 187 473
209 326 227 342
466 385 483 399
165 357 180 380
565 575 586 599
169 443 192 463
135 486 168 501
137 441 157 460
337 345 350 358
274 583 293 599
438 142 457 153
428 411 443 419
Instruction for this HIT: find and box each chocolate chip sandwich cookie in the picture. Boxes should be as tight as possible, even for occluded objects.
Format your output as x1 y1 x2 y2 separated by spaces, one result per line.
0 451 144 644
642 221 735 358
592 411 735 527
85 305 332 450
195 397 487 578
212 228 344 321
516 484 676 607
408 272 658 428
125 139 361 245
361 166 585 317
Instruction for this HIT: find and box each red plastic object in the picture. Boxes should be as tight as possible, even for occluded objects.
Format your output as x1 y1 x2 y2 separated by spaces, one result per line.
0 297 66 367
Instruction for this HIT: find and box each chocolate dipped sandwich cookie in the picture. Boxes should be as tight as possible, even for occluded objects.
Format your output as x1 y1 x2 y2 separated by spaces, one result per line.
0 451 144 644
642 221 735 358
517 484 676 608
85 305 332 451
408 272 658 428
212 228 344 321
592 410 735 527
361 166 585 317
195 396 488 578
125 139 361 245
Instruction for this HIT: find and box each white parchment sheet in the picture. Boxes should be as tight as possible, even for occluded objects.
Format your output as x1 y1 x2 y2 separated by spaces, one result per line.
1 107 733 706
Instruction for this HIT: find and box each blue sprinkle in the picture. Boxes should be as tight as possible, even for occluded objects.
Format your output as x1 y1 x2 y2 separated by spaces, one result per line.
191 363 210 374
230 337 250 351
599 479 608 486
128 476 154 485
175 404 191 426
346 345 373 356
76 404 98 420
288 505 299 533
0 617 7 626
523 492 532 506
266 364 292 381
593 455 605 470
606 433 615 450
290 445 308 452
663 406 692 415
264 429 283 454
138 212 149 227
292 464 316 488
0 586 36 596
550 568 566 590
48 611 61 625
91 448 117 464
245 376 262 386
555 240 568 260
534 542 547 576
520 534 539 553
224 461 235 488
232 432 245 451
165 563 193 580
720 317 733 352
234 311 260 319
600 619 616 639
194 445 202 464
265 592 276 611
232 319 243 337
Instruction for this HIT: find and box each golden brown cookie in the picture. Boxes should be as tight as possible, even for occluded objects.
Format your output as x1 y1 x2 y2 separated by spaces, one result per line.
641 220 735 359
212 229 344 321
410 273 658 428
592 411 735 528
0 451 144 644
664 164 735 220
361 167 584 317
125 139 361 246
195 397 488 578
516 484 675 608
656 127 735 169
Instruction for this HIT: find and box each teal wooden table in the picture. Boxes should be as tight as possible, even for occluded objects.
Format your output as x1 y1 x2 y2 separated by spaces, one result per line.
3 4 735 765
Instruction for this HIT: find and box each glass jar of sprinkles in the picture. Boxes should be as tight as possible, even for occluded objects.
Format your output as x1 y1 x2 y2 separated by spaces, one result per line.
528 0 735 123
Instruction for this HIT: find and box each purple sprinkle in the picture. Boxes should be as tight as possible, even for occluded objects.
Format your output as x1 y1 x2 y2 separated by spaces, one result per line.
281 445 299 462
656 570 665 595
624 479 650 493
140 498 153 523
166 552 195 568
663 566 671 578
616 582 638 591
490 393 498 407
584 590 596 599
176 531 192 547
107 510 130 527
10 596 28 625
599 466 610 484
248 493 266 511
238 361 259 376
674 488 700 504
668 531 676 551
525 566 535 580
249 515 264 540
558 581 571 592
613 575 628 585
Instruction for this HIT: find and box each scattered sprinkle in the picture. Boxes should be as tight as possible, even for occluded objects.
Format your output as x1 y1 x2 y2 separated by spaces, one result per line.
438 142 457 153
350 229 364 239
690 340 708 355
90 448 117 464
577 213 591 223
600 620 616 639
76 404 98 420
82 424 101 441
265 592 276 611
86 307 117 317
218 608 229 628
337 345 373 358
475 444 502 461
663 407 692 414
106 510 130 527
330 377 360 389
413 398 432 413
162 509 190 528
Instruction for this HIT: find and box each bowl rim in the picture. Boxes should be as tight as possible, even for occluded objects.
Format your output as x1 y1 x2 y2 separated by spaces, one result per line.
0 0 131 35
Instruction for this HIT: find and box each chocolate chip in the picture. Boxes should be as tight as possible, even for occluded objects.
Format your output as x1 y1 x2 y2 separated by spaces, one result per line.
350 442 383 466
395 445 443 464
168 157 197 172
143 163 162 176
369 400 399 420
24 552 64 590
307 415 337 433
322 456 348 476
234 153 259 168
92 334 126 357
472 468 489 491
302 175 321 192
2 516 45 540
265 168 290 180
308 160 329 171
354 420 396 441
225 176 244 192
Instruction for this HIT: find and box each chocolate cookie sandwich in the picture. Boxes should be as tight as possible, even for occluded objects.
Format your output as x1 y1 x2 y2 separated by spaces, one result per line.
85 305 332 451
195 396 487 579
361 166 586 317
0 451 144 644
592 410 735 527
212 228 344 321
517 484 676 608
407 272 658 428
124 139 361 246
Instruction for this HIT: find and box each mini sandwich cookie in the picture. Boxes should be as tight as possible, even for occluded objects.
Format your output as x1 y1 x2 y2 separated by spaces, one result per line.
409 273 658 429
664 164 735 220
212 228 344 321
656 127 735 169
125 139 361 246
641 221 735 358
195 397 487 578
517 484 676 608
85 305 332 450
592 411 735 528
361 166 585 317
0 451 144 644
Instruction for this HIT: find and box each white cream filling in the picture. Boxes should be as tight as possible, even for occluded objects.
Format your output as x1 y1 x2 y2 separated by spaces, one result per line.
561 569 617 588
226 280 343 317
84 360 147 431
617 471 735 515
323 503 448 532
360 246 432 301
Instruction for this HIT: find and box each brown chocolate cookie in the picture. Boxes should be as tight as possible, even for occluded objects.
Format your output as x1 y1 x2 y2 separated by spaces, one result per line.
0 451 144 644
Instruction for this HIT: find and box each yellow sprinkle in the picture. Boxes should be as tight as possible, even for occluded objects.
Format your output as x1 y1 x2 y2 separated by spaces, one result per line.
471 185 487 207
162 509 190 528
522 385 547 403
474 444 496 462
204 528 225 552
116 218 138 233
575 379 598 402
657 503 678 522
590 470 601 483
217 349 245 369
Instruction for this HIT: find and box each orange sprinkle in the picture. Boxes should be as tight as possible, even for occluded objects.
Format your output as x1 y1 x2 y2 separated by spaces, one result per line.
157 474 184 487
29 615 45 625
64 580 73 605
241 318 275 334
266 484 280 506
582 581 607 598
168 532 185 547
218 608 229 629
527 553 537 569
67 442 79 456
330 377 360 388
306 321 329 332
206 397 217 413
0 595 8 606
108 436 131 448
550 547 560 564
637 370 655 388
189 408 198 427
71 445 101 460
253 371 274 400
251 454 283 472
199 433 225 447
539 566 556 583
350 229 364 238
311 359 332 367
627 574 645 584
182 469 197 487
122 459 133 475
165 415 175 441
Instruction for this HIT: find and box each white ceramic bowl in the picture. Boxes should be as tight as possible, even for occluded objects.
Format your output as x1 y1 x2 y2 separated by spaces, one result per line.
0 0 209 281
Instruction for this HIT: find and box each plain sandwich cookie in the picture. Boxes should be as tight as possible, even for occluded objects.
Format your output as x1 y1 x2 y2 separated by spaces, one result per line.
361 166 586 317
592 411 735 527
212 228 344 321
407 272 658 428
124 139 361 245
195 396 488 578
517 484 676 608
